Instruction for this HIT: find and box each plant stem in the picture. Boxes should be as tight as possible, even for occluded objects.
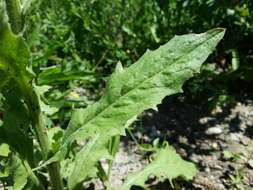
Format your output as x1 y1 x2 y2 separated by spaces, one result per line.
4 1 64 189
4 0 23 34
29 90 64 190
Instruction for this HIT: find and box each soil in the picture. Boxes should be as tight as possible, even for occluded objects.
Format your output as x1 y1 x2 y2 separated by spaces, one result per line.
104 96 253 190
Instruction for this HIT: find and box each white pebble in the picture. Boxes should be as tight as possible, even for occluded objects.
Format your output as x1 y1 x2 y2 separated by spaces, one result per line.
205 127 223 135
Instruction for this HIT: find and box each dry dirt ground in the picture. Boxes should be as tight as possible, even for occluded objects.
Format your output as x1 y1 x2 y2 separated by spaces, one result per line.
99 96 253 190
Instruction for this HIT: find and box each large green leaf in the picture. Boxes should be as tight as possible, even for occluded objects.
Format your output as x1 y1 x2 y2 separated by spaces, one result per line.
0 7 38 189
63 28 225 146
121 145 197 190
0 8 33 93
0 6 34 163
52 28 225 189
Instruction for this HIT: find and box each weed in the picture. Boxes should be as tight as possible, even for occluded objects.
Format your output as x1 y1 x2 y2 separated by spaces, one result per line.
0 1 224 189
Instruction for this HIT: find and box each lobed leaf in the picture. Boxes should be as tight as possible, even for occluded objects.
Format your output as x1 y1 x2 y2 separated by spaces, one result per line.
121 146 197 190
51 28 225 189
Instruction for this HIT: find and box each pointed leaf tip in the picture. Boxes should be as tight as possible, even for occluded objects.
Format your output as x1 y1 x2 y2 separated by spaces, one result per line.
115 61 124 73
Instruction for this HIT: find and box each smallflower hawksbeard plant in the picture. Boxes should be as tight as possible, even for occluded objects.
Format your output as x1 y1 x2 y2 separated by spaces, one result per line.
0 0 225 189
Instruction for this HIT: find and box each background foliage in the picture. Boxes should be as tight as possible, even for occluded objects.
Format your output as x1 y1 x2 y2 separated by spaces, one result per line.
24 0 253 123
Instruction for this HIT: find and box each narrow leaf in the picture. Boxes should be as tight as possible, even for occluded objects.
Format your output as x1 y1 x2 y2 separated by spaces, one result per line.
38 66 96 85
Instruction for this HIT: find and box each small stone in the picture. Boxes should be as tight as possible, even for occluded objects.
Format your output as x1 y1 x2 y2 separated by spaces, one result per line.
212 164 223 170
178 135 188 144
248 160 253 169
218 141 227 149
204 167 211 172
205 127 223 135
230 133 242 142
211 106 223 115
228 142 243 154
199 117 209 124
190 154 200 163
211 142 219 150
241 136 251 146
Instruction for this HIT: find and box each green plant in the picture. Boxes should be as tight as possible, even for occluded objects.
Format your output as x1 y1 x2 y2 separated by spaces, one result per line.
0 1 225 189
223 150 242 161
228 169 244 187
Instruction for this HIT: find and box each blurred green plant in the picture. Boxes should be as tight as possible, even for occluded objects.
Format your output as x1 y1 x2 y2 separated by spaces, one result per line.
22 0 253 117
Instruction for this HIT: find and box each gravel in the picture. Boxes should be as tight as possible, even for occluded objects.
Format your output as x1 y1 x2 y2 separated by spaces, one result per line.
108 98 253 190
